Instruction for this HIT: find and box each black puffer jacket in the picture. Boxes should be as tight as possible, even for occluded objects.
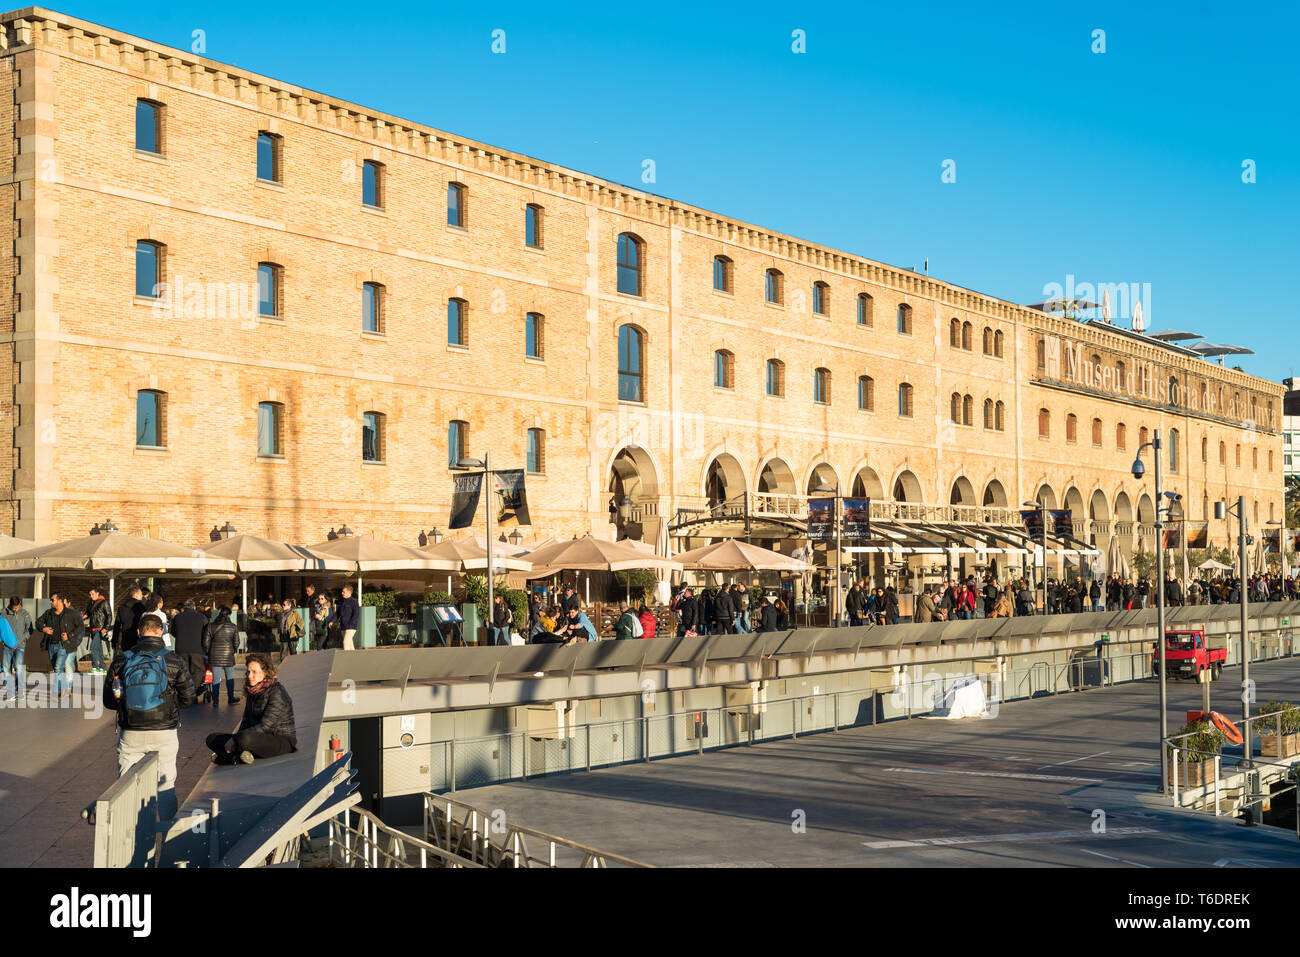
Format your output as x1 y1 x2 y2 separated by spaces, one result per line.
238 680 297 749
102 635 197 731
203 617 238 667
87 597 114 632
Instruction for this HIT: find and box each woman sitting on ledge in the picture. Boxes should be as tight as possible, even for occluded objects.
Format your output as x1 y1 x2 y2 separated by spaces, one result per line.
206 654 298 765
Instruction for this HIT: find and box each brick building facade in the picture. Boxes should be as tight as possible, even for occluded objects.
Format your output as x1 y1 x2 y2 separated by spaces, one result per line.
0 8 1283 563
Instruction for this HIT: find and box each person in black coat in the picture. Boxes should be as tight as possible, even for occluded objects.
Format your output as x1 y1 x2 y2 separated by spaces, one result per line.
171 599 209 703
755 596 779 633
114 586 147 653
206 654 297 764
713 586 735 635
673 588 699 636
203 607 240 707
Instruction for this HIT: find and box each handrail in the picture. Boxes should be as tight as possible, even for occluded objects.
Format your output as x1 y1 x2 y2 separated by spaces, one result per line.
84 751 160 869
328 807 484 868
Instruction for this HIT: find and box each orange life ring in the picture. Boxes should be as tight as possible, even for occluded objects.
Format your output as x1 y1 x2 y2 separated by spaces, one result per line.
1208 711 1243 745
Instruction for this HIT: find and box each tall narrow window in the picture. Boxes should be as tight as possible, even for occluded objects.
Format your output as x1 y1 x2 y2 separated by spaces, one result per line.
1117 422 1127 449
447 298 467 347
813 281 829 316
713 256 733 293
766 359 785 397
1201 436 1208 462
1219 441 1226 464
447 182 467 227
362 283 384 333
897 304 912 334
363 412 385 463
983 398 994 429
136 390 166 448
714 350 734 389
950 393 962 424
525 204 543 248
949 318 961 348
525 313 543 359
858 375 874 411
1139 426 1149 447
135 99 163 154
982 327 993 355
448 420 467 468
1038 408 1050 438
362 160 383 208
256 132 281 183
1092 418 1102 447
617 233 643 296
961 322 973 351
1066 414 1078 442
857 293 873 326
994 400 1005 431
962 394 973 425
1252 447 1258 470
135 241 163 298
526 428 545 474
257 263 281 318
1036 339 1046 370
813 368 831 405
765 268 783 305
993 330 1004 357
1169 429 1180 472
617 325 644 402
257 402 282 456
898 383 914 417
1116 361 1126 390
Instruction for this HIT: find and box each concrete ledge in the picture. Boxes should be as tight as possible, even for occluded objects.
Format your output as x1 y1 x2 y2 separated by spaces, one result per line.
160 651 334 867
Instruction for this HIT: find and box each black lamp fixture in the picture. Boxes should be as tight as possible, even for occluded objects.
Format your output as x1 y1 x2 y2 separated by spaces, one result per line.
208 525 222 542
326 527 338 541
430 526 444 544
220 521 238 539
508 529 524 546
90 523 102 536
417 530 428 547
338 525 355 538
100 519 118 533
617 496 632 523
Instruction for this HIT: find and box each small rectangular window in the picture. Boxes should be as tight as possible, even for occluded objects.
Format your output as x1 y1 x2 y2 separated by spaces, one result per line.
135 242 161 298
136 391 165 448
363 161 383 208
363 283 383 333
525 313 542 359
363 412 384 462
448 420 467 468
135 100 162 154
257 132 281 183
525 205 542 248
526 428 544 474
258 402 281 456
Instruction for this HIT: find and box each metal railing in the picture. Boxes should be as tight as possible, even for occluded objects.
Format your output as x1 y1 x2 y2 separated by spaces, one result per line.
327 806 484 868
84 751 160 868
1163 707 1300 815
422 793 650 867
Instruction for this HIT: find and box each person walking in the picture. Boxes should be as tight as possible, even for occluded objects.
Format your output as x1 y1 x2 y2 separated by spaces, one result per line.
755 595 779 632
0 597 31 700
171 599 209 704
614 600 641 639
336 586 360 651
883 586 899 625
103 615 195 819
84 587 113 675
774 597 792 630
206 653 297 765
143 594 171 648
636 599 657 640
278 597 302 659
732 583 750 633
712 584 735 635
673 587 700 637
38 593 85 702
846 580 866 627
913 587 937 623
490 593 513 646
202 605 240 707
113 586 147 654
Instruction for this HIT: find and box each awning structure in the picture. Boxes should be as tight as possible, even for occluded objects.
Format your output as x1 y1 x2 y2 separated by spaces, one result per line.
839 520 1100 558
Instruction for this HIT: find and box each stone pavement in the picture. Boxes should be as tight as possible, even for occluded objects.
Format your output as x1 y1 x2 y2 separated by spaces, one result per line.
0 671 245 867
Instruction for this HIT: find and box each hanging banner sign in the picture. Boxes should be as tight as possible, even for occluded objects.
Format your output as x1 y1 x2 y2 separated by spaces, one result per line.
1022 509 1074 538
1052 510 1074 537
1185 521 1209 550
842 498 871 539
807 498 834 541
449 473 483 530
1162 527 1181 549
494 469 532 527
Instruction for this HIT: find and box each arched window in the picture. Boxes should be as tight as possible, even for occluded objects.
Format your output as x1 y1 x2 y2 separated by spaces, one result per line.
362 282 384 333
858 375 874 411
950 393 961 424
617 325 644 401
1219 441 1226 464
1116 361 1126 391
857 293 873 327
617 233 643 296
1065 413 1078 443
814 367 831 405
962 394 973 425
765 268 784 305
983 398 994 429
713 255 733 293
994 400 1005 431
1139 426 1149 447
256 131 281 183
135 240 164 298
1201 436 1208 462
1169 429 1179 472
1233 391 1241 417
961 322 973 351
447 182 467 227
363 411 385 463
1092 418 1102 447
813 281 830 316
898 383 914 417
1036 338 1046 370
447 420 467 468
766 359 785 397
524 312 543 359
897 303 912 334
993 330 1004 357
136 98 164 154
714 349 734 389
1038 408 1050 438
949 318 961 348
257 401 283 457
526 428 545 474
1116 422 1127 449
525 204 543 248
447 297 467 346
982 327 993 355
136 390 166 448
257 262 282 319
362 160 383 208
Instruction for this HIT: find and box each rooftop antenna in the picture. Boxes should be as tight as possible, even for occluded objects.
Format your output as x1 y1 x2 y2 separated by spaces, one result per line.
924 258 929 275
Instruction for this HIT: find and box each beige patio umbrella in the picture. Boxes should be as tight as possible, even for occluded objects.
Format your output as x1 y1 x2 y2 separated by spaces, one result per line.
675 539 809 574
1105 535 1131 581
0 534 45 600
421 537 533 572
202 533 355 614
309 535 458 600
524 534 683 605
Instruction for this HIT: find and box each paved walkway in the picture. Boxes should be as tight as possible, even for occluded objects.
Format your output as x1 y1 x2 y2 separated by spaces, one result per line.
0 672 245 867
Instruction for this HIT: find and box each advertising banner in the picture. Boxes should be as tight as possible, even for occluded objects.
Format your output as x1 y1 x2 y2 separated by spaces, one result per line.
841 498 871 539
494 469 532 527
449 473 483 530
807 498 834 541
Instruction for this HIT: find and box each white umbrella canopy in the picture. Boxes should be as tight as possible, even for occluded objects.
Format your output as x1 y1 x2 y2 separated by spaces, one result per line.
0 534 39 557
308 535 457 573
1105 536 1131 580
675 539 809 573
421 537 533 572
200 533 353 573
524 534 682 579
1198 558 1232 572
0 531 237 573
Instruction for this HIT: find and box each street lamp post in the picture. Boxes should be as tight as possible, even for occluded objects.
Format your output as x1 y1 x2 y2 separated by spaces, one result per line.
1132 430 1169 793
1217 496 1251 769
459 452 495 645
1023 500 1048 614
815 481 842 627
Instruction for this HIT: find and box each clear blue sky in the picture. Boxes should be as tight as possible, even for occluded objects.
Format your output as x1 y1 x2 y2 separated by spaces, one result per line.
60 0 1300 382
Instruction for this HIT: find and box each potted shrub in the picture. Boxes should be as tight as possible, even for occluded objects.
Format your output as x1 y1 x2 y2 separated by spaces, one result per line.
1259 701 1300 758
1166 718 1225 788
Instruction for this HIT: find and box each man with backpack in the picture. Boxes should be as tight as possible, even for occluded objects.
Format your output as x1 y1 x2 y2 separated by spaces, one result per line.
102 615 195 820
614 600 642 639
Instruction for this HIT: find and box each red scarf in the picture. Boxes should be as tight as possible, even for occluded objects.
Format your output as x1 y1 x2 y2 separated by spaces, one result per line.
246 675 274 695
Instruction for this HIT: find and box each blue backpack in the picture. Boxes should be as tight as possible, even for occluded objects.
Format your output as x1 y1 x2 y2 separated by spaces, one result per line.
121 647 169 713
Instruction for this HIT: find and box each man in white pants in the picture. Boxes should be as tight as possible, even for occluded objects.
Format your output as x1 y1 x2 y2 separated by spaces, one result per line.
102 616 196 821
337 585 360 651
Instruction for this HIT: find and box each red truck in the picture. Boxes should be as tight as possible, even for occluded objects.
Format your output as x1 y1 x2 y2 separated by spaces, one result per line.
1151 628 1226 681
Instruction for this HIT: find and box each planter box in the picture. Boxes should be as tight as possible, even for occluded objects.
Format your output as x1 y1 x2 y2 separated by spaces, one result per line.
1167 756 1217 789
1259 733 1299 758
